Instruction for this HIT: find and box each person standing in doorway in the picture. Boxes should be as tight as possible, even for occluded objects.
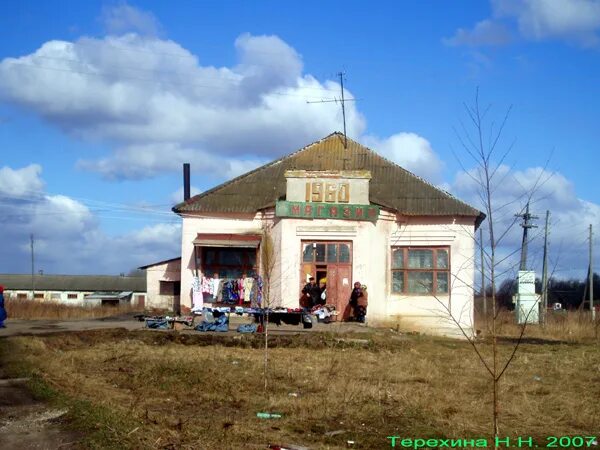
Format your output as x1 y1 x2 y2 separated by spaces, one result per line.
318 278 327 306
0 285 7 328
302 277 321 308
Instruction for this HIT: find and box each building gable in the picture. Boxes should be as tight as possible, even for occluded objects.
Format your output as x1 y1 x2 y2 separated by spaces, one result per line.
173 132 484 225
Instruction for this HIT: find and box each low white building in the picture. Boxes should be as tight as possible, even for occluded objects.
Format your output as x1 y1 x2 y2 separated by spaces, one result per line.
172 133 485 337
0 274 146 307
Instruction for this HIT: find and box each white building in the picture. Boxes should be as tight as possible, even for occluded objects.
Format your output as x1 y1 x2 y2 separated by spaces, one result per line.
0 274 146 307
172 133 484 337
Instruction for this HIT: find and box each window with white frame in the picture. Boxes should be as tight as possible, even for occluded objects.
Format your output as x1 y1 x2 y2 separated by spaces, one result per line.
391 247 450 295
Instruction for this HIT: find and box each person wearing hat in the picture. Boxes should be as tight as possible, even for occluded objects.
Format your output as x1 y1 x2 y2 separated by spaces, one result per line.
318 278 327 305
302 277 321 308
0 285 6 328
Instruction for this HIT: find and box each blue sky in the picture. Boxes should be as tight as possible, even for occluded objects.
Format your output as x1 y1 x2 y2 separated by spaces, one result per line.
0 0 598 279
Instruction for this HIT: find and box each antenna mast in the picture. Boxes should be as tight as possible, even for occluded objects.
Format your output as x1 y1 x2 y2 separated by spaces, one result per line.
338 72 347 148
307 71 357 149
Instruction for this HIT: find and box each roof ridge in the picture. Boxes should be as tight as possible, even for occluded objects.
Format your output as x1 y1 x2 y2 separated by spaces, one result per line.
172 132 344 214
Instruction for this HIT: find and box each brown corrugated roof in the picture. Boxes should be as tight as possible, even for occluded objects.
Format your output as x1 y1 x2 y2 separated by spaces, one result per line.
173 132 485 225
138 257 181 270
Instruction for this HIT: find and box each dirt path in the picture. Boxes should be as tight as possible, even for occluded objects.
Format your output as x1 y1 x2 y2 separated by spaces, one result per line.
0 375 82 449
0 316 370 338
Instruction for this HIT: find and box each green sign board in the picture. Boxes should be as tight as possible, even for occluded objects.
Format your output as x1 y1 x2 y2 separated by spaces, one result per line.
275 201 379 222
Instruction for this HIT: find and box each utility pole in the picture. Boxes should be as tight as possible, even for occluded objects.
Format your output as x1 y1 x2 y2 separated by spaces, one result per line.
30 233 35 300
541 210 550 323
516 202 538 271
480 227 487 319
590 224 595 320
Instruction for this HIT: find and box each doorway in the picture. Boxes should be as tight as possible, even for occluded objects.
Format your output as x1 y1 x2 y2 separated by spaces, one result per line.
300 241 353 320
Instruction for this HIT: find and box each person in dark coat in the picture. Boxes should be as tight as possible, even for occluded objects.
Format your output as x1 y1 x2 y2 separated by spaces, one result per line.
349 281 363 321
0 285 7 328
355 285 369 323
302 277 321 308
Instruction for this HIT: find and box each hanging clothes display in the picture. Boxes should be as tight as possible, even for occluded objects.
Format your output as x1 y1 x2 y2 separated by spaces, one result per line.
243 277 254 304
220 280 239 304
237 278 245 304
212 277 221 300
191 276 203 312
256 276 264 306
201 276 213 295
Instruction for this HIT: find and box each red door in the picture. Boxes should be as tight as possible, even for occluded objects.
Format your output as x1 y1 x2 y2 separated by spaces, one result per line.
299 241 352 320
336 265 352 320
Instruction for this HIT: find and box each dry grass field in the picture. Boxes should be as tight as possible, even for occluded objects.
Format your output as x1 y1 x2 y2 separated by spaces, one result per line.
1 326 599 450
4 297 142 320
479 309 600 342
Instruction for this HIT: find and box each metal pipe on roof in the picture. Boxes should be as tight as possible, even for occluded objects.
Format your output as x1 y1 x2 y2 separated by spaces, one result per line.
183 163 191 201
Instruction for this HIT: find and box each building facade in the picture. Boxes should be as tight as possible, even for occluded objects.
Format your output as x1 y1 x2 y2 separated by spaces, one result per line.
139 257 181 310
0 274 146 307
173 133 484 337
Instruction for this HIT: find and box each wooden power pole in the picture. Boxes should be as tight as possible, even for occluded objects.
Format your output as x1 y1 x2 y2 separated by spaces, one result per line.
30 233 35 300
541 211 550 323
480 227 487 319
590 224 595 320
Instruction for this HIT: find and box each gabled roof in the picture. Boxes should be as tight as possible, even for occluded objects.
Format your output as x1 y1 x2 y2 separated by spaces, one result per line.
173 132 484 225
138 257 181 270
0 274 146 292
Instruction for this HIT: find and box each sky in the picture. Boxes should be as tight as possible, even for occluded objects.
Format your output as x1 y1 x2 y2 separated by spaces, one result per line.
0 0 599 281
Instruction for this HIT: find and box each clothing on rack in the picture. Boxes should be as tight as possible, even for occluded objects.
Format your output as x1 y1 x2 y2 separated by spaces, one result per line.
238 278 245 302
192 291 203 312
221 280 239 304
256 276 263 306
191 276 203 312
212 277 221 299
201 276 213 295
243 277 254 303
192 276 201 293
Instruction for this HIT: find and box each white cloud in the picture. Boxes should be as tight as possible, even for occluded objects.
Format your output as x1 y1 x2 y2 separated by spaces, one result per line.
0 164 180 274
0 31 366 181
448 0 600 48
363 133 445 183
493 0 600 45
443 19 512 46
449 164 600 279
101 3 162 36
0 164 45 198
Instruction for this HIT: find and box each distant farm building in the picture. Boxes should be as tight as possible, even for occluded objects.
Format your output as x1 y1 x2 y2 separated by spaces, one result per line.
0 274 146 307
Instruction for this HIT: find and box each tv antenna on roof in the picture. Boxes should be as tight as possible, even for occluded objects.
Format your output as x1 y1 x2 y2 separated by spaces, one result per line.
307 72 357 149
